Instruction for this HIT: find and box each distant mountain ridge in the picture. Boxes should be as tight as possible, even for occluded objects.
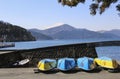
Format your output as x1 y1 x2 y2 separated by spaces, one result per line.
29 24 120 40
29 30 53 40
41 24 76 36
99 29 120 37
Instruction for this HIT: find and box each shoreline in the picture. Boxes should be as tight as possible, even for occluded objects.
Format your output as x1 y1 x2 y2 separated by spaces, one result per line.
0 62 120 79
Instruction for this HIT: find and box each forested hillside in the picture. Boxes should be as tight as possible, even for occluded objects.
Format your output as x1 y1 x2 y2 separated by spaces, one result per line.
0 21 36 42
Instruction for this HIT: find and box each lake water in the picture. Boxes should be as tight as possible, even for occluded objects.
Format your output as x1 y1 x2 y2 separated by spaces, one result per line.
96 46 120 60
0 38 120 60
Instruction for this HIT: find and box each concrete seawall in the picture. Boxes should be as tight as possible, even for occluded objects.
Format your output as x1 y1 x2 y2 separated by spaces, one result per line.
0 40 120 68
0 43 97 67
0 42 15 48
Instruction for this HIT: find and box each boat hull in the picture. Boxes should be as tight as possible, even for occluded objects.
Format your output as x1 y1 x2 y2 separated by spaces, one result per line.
37 59 56 71
57 58 75 71
95 57 118 69
94 57 118 69
77 57 96 71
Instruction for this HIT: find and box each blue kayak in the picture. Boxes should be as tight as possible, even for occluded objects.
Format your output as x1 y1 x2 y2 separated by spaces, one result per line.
77 57 96 71
57 58 76 71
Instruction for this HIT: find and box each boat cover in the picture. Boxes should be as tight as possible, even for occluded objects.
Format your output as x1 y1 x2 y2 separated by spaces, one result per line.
94 56 118 69
77 57 96 70
37 59 56 71
57 58 75 71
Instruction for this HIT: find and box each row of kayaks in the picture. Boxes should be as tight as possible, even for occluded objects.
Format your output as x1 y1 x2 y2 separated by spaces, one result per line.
37 57 119 72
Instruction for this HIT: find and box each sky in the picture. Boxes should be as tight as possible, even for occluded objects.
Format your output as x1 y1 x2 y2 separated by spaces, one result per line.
0 0 120 31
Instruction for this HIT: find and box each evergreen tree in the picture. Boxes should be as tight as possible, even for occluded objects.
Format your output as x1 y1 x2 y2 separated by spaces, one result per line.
58 0 120 15
0 21 36 42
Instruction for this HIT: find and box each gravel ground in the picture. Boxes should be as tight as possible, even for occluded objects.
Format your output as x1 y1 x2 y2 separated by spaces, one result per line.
0 61 120 79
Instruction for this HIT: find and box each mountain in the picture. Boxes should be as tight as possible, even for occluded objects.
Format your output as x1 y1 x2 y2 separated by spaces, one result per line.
51 29 120 39
101 29 120 37
29 30 53 40
40 24 76 36
30 24 120 40
0 21 36 42
29 28 42 33
97 30 106 33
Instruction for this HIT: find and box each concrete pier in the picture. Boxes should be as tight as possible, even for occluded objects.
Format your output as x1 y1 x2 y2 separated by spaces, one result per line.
0 42 15 48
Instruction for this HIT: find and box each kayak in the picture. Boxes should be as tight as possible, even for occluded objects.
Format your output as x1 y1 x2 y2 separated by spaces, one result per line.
57 58 76 71
94 56 119 69
37 59 56 71
77 57 96 71
13 59 30 66
19 59 30 65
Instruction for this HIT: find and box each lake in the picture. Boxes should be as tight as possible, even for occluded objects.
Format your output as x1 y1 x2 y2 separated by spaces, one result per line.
96 46 120 60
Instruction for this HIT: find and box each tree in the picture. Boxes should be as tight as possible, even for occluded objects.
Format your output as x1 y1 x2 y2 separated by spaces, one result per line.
117 4 120 16
58 0 120 15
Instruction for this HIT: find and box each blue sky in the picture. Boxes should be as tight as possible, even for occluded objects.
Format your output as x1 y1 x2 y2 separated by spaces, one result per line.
0 0 120 31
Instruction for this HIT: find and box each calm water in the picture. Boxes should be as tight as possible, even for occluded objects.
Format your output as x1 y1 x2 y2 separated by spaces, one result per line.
96 46 120 60
0 38 120 60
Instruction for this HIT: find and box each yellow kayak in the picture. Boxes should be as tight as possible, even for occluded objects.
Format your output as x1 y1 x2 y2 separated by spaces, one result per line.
94 57 119 69
37 59 56 71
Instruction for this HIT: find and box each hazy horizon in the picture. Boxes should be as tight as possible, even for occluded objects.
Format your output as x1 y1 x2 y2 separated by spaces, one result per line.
0 0 120 31
28 23 120 31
